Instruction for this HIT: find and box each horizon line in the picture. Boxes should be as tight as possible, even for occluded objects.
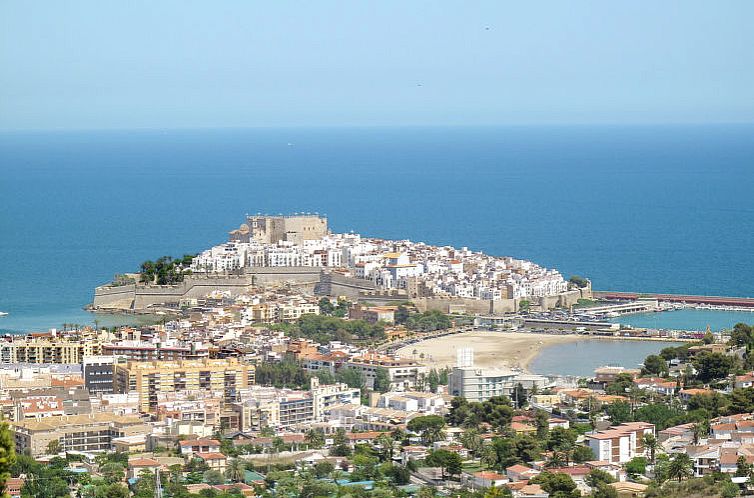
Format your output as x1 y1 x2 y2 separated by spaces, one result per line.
2 120 754 134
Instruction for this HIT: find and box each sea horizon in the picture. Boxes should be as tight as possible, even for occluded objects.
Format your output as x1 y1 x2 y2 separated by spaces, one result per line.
2 123 754 332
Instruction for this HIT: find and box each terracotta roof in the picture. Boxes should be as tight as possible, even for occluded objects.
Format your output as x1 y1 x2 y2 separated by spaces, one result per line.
196 452 226 460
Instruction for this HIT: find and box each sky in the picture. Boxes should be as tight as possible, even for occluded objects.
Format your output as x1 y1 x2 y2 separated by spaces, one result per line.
1 1 753 130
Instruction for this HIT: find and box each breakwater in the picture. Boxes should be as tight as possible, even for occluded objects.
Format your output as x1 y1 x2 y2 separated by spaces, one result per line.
595 291 754 308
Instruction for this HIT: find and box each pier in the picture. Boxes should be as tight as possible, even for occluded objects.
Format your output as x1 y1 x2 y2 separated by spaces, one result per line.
594 291 754 308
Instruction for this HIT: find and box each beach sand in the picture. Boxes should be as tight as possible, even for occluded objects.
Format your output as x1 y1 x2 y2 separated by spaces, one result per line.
395 331 580 372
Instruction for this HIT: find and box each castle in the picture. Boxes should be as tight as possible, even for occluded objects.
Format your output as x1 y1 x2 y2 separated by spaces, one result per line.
228 214 329 245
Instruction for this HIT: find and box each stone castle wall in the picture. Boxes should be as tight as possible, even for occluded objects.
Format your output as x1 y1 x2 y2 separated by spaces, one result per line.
92 267 321 310
93 267 589 313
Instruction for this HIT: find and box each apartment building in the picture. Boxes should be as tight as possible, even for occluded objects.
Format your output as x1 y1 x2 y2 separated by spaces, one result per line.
585 422 655 464
102 342 208 361
11 413 147 456
0 339 101 364
82 356 116 394
233 380 360 430
346 353 428 390
113 358 255 411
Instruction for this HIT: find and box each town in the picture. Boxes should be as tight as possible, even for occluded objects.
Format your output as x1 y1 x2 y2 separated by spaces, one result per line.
1 216 753 498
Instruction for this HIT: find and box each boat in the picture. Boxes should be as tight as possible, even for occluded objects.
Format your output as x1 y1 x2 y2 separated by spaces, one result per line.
0 312 8 317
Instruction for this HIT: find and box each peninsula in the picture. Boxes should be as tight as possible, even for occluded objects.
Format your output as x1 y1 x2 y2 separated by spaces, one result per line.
93 214 591 314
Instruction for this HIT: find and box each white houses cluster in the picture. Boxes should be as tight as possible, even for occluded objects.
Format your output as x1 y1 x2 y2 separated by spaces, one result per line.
191 231 568 301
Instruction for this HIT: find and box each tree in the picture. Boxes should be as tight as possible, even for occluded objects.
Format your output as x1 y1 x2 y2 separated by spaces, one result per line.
534 409 550 438
727 387 754 414
330 428 351 457
606 401 633 425
318 297 335 315
407 415 447 444
203 469 224 485
729 323 754 348
642 433 658 464
385 464 411 485
459 429 484 457
99 462 125 482
394 305 411 325
133 470 156 498
691 421 709 445
735 455 752 477
585 469 615 488
335 367 366 390
687 392 729 418
693 352 737 383
569 275 589 288
313 461 334 478
375 433 395 461
484 487 513 498
572 445 595 464
666 453 693 482
625 457 647 478
425 449 462 479
546 427 577 463
591 484 618 498
642 355 668 376
305 429 325 449
531 471 580 498
224 458 245 483
0 422 15 497
427 369 440 393
605 374 634 395
373 367 391 393
46 439 62 455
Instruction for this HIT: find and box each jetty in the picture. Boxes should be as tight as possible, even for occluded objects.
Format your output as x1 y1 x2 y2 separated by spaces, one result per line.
594 291 754 308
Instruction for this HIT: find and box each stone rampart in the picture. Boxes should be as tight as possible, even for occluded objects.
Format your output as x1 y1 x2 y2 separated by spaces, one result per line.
93 267 321 310
316 273 377 299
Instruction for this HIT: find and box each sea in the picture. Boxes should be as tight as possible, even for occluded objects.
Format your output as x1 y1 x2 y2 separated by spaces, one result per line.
528 339 685 378
1 124 754 338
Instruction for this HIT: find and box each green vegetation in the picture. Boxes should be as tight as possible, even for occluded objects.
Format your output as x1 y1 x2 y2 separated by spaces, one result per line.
0 422 15 498
139 254 195 285
568 275 590 288
446 396 514 431
254 359 312 389
394 306 452 332
426 449 463 479
407 415 447 444
318 297 350 317
276 314 386 344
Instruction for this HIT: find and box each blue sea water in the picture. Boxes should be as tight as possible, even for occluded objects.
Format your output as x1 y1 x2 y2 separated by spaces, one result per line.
610 308 754 332
529 339 684 377
1 125 754 333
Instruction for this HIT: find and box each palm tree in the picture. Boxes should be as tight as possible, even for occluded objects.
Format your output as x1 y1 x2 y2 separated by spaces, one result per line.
642 433 658 463
304 429 324 449
691 422 708 445
667 453 694 482
225 458 246 483
375 433 395 461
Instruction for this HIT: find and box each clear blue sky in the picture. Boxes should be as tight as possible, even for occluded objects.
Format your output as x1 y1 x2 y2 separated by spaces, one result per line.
2 1 753 130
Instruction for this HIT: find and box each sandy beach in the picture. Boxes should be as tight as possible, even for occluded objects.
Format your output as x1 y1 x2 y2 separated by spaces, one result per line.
395 331 580 372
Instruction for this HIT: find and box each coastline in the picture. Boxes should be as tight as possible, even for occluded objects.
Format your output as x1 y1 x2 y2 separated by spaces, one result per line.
395 331 581 373
394 330 691 374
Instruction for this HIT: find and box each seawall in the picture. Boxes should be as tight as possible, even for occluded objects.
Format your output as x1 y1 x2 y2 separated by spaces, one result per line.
92 267 321 310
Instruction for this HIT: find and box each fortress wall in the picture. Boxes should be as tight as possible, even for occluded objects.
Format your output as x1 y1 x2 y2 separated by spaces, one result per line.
93 267 322 310
92 284 137 309
414 297 494 314
317 273 377 299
